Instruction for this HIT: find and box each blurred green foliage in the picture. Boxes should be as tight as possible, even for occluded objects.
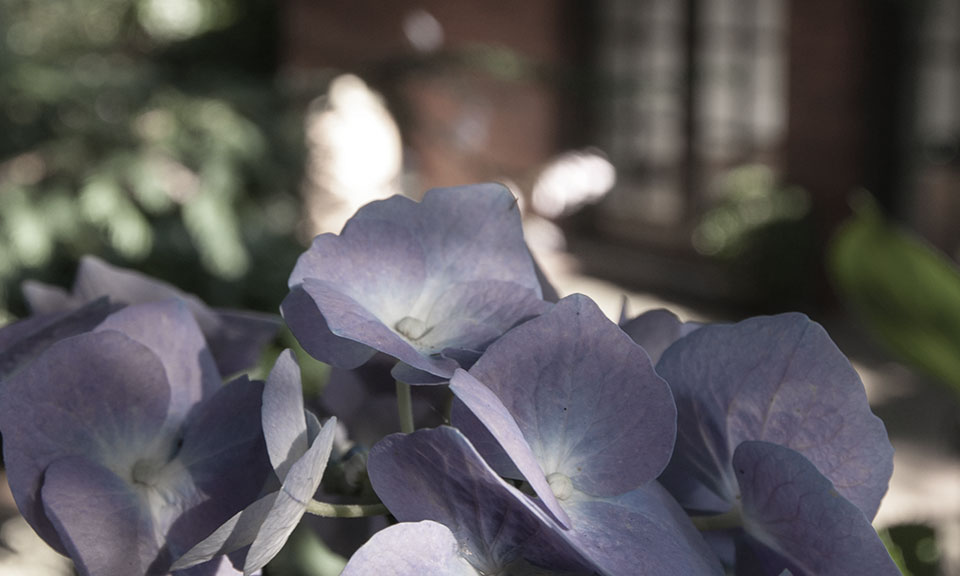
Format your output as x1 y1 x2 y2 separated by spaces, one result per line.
693 165 815 310
830 194 960 397
880 523 941 576
0 0 306 322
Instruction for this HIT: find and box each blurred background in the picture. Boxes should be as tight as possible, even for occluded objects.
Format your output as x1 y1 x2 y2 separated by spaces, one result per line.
0 0 958 574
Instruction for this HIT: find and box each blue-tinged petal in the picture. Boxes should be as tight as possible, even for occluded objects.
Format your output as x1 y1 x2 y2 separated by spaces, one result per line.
299 278 459 377
288 219 426 315
619 308 700 365
455 294 676 497
0 297 114 379
419 281 550 355
170 494 276 571
733 441 899 576
350 184 540 297
0 331 171 553
657 314 893 519
167 377 272 554
262 350 309 478
242 417 337 574
281 286 377 370
41 456 158 576
449 369 570 528
325 357 447 445
21 280 74 313
95 300 221 427
35 256 277 375
286 185 544 376
172 417 337 574
368 427 595 575
206 309 280 377
553 483 723 576
341 521 480 576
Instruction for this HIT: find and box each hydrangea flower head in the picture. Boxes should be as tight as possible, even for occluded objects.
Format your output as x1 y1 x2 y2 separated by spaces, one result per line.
282 184 549 380
653 313 898 574
0 301 273 576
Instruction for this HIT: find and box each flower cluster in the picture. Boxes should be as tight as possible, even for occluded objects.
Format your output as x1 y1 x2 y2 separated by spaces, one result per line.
0 183 898 575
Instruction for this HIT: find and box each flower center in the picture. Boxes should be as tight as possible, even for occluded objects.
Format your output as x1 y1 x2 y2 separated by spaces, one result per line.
395 316 431 341
547 472 574 501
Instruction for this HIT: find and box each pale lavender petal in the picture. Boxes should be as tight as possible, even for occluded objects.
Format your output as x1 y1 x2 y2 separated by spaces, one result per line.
455 294 676 496
0 331 170 553
21 280 74 314
281 286 376 370
0 298 114 379
242 418 338 574
171 418 337 574
449 369 570 528
349 184 540 297
733 441 899 576
553 483 723 576
54 256 273 374
368 427 595 575
341 521 479 576
619 308 700 365
324 358 447 445
262 350 309 478
207 309 280 376
73 256 221 328
41 456 157 576
168 377 272 554
658 314 893 519
288 219 426 315
419 281 550 354
95 300 221 427
170 494 277 571
299 278 457 377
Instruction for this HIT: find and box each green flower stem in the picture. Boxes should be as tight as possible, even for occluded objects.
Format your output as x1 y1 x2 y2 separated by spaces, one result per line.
690 507 743 531
305 500 389 518
396 380 415 434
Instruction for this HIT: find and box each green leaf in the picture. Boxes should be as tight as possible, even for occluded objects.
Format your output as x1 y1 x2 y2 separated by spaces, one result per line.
829 194 960 397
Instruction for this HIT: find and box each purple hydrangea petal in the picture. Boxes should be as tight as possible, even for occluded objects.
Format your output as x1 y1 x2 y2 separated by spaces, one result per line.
168 377 272 553
169 494 276 571
41 456 157 576
368 427 594 575
95 300 221 428
286 185 544 376
242 417 337 574
324 357 447 445
172 417 337 573
619 308 700 365
657 314 893 519
449 369 570 528
733 441 899 576
262 350 309 478
0 297 114 379
348 185 540 297
297 278 458 377
281 286 377 370
21 280 74 313
341 521 480 576
455 294 676 496
0 330 171 552
554 483 723 576
206 309 281 377
418 281 550 354
27 256 278 375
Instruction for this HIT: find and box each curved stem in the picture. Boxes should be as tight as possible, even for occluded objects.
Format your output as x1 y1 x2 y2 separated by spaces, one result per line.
396 380 415 434
305 499 389 518
690 507 743 531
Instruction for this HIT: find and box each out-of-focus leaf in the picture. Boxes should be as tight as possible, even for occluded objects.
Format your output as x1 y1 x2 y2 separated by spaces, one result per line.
829 195 960 396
